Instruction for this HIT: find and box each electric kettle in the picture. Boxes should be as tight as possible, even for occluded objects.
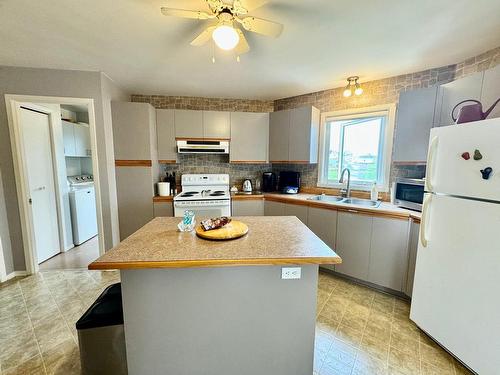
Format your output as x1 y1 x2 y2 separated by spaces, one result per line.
242 179 252 192
452 98 500 124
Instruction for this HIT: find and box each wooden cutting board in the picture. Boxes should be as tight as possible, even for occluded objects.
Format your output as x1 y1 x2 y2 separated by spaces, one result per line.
195 220 249 240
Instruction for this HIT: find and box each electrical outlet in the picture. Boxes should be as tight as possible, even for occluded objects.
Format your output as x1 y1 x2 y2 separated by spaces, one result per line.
281 267 301 280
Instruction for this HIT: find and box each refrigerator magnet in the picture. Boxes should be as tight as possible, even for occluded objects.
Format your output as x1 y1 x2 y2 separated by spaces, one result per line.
480 167 492 180
461 152 470 160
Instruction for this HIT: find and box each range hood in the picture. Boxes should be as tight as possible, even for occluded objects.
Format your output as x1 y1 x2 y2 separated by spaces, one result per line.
177 140 229 154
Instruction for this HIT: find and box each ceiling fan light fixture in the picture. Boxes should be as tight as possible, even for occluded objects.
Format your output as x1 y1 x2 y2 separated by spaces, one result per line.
212 24 240 50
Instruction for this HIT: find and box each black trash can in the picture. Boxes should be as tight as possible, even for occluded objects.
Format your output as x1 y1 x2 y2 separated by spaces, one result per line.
76 283 128 375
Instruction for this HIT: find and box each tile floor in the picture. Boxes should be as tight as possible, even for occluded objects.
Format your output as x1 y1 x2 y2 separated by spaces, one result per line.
0 270 473 375
39 236 100 271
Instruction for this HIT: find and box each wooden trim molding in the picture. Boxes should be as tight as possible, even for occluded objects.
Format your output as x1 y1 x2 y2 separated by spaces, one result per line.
153 196 173 202
89 256 342 270
270 160 311 164
159 160 177 164
231 194 265 200
175 137 230 141
115 160 152 167
230 161 269 164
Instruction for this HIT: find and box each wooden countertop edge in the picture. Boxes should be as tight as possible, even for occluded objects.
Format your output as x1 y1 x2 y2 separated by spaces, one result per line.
150 194 420 220
153 196 174 202
264 195 411 220
231 194 265 200
88 256 342 270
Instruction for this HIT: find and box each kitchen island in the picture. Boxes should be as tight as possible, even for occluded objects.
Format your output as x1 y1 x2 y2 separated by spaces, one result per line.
89 216 341 375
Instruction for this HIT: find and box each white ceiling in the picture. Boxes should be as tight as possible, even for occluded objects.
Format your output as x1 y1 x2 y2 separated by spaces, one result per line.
1 0 499 100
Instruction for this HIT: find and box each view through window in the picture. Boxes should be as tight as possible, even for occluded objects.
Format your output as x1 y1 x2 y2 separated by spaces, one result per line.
320 111 390 188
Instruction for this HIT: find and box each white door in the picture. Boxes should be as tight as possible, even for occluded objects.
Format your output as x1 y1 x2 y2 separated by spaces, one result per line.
20 108 60 263
410 193 500 375
426 118 500 201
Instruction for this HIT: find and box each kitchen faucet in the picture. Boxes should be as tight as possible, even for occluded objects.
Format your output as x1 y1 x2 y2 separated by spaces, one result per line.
339 168 351 198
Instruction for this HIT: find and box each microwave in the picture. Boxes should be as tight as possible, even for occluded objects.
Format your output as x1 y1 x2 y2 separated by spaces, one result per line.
393 178 425 211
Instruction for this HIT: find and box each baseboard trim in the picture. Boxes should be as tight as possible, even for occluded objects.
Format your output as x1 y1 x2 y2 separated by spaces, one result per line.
1 270 29 283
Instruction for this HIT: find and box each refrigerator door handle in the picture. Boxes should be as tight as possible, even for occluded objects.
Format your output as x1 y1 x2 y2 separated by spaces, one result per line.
425 136 439 192
420 194 432 247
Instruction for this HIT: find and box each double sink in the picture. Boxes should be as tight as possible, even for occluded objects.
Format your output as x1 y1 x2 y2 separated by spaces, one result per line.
307 194 381 208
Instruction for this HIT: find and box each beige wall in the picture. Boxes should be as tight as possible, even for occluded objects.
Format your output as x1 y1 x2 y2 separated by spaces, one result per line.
0 67 128 273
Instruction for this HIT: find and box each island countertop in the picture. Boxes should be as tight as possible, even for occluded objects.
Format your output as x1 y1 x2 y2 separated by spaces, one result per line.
89 216 341 270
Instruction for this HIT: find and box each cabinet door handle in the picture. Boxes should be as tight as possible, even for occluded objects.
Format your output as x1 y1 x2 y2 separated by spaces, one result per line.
347 209 358 213
420 194 431 247
425 136 439 192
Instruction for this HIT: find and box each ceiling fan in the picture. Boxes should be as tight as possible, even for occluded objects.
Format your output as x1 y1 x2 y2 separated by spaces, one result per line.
161 0 283 56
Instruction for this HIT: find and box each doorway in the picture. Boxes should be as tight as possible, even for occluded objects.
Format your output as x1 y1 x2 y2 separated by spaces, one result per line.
5 95 105 274
19 107 60 263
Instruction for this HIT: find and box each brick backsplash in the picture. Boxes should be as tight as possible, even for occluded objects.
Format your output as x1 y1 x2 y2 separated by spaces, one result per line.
131 95 274 113
137 46 499 191
160 154 272 189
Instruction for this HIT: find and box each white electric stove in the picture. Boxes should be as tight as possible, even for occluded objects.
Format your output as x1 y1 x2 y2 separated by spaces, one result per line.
173 174 231 217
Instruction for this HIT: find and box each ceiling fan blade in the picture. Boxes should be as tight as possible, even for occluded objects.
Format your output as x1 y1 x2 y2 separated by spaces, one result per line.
238 16 283 37
205 0 225 12
161 7 213 20
234 29 250 55
236 0 269 12
190 26 216 46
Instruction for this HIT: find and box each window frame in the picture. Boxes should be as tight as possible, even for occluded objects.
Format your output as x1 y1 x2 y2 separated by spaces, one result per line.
317 104 396 192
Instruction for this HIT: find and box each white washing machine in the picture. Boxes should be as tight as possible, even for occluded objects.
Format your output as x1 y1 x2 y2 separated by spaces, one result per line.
68 175 98 245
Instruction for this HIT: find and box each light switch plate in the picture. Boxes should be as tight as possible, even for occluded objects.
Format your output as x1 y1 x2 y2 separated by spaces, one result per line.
281 267 301 280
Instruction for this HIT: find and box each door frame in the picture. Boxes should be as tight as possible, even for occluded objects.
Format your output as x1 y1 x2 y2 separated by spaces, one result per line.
4 95 105 275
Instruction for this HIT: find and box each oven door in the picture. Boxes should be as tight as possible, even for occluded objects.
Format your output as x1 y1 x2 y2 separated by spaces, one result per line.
174 200 231 218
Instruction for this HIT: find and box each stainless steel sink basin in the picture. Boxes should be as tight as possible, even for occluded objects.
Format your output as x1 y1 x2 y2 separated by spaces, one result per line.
342 198 381 207
307 195 344 203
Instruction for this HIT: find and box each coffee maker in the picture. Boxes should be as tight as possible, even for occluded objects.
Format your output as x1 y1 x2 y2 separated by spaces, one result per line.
262 172 277 192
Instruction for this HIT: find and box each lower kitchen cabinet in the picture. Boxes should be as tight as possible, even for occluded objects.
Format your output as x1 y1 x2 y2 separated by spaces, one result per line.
264 200 286 216
307 207 337 271
405 219 420 296
284 203 308 225
153 202 173 217
232 199 264 216
335 212 373 280
368 217 409 291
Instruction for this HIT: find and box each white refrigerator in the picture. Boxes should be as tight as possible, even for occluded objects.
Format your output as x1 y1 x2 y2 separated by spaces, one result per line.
410 118 500 375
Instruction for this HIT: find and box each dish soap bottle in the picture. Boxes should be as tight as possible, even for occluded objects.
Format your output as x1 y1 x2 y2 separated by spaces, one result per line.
370 182 378 201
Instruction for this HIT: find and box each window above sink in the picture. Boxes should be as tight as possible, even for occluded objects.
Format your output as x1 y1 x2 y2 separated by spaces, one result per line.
317 104 396 192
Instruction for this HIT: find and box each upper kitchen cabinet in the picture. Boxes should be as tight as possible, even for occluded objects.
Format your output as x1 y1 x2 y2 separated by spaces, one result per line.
174 110 203 138
230 112 269 163
112 102 157 161
62 120 76 156
480 64 500 120
289 107 320 163
156 109 177 163
203 111 230 139
74 123 91 157
393 87 438 163
435 71 484 127
269 110 290 162
269 106 320 163
62 120 91 157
